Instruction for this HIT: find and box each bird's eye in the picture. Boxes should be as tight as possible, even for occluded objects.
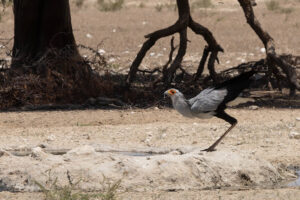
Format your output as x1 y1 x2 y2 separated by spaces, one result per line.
169 90 176 94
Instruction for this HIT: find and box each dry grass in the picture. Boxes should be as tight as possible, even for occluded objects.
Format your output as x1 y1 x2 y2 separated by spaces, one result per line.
192 0 213 9
97 0 124 12
265 0 280 11
35 173 121 200
75 0 84 8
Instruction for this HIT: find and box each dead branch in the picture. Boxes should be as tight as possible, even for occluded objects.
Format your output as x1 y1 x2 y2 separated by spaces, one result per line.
238 0 300 96
126 0 222 87
194 46 209 81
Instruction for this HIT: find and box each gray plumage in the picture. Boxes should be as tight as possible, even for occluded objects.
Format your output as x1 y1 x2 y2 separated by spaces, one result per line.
164 87 228 119
164 71 256 151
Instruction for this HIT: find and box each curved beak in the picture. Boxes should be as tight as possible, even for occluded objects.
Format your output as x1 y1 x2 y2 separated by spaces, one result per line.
163 91 169 99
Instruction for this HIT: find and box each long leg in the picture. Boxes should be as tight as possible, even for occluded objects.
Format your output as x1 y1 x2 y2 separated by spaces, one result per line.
203 111 237 152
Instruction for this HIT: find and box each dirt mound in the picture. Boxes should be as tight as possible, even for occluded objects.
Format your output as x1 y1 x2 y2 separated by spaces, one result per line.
0 145 288 192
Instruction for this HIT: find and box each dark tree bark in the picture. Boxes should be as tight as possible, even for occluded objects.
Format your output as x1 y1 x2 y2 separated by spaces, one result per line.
238 0 300 95
12 0 80 68
0 0 104 109
126 0 222 87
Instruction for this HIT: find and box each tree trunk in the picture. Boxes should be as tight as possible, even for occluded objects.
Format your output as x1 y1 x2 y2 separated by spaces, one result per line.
12 0 80 68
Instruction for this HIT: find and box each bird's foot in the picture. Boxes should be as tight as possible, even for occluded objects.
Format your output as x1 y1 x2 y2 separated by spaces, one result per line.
201 147 216 152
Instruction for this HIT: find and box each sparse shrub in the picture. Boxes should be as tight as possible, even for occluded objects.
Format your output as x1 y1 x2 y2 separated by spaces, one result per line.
97 0 124 12
265 0 280 11
35 174 121 200
1 0 12 7
280 7 293 14
155 4 163 12
192 0 213 9
75 0 84 8
139 2 145 8
165 2 177 11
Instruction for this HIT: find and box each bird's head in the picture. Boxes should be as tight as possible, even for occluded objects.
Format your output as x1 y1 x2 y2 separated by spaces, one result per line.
164 88 180 98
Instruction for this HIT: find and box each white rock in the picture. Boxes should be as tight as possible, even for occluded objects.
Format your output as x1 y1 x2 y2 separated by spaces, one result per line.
226 60 231 64
249 105 259 110
108 58 116 63
31 147 48 160
249 53 255 56
149 52 155 57
260 48 266 53
112 29 116 33
289 131 300 139
98 49 106 55
86 33 93 39
123 50 130 54
163 48 167 51
142 21 147 25
46 135 56 142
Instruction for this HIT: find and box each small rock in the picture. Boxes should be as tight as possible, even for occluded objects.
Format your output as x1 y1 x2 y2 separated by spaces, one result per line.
86 33 93 39
38 144 47 148
249 105 259 110
289 131 300 139
112 29 116 33
210 127 218 131
108 58 116 63
98 49 106 55
149 52 155 56
0 150 11 157
31 147 48 159
46 135 56 142
161 133 167 138
142 21 147 25
156 53 163 57
260 48 266 53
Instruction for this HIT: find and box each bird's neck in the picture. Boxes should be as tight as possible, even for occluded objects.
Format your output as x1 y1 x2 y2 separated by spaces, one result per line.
171 94 194 118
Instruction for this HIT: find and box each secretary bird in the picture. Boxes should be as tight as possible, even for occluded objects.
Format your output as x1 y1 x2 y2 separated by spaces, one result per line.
164 71 257 152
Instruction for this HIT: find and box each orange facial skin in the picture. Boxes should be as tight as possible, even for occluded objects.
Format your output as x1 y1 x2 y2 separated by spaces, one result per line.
168 89 177 96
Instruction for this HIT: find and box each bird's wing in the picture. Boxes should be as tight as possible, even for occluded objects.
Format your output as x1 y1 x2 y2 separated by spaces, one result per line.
188 87 228 113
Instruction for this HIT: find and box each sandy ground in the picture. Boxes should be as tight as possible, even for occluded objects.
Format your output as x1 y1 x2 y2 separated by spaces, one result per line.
0 0 300 199
0 108 300 199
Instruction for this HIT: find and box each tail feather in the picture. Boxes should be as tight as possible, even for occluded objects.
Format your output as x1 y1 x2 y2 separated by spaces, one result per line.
215 71 255 104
